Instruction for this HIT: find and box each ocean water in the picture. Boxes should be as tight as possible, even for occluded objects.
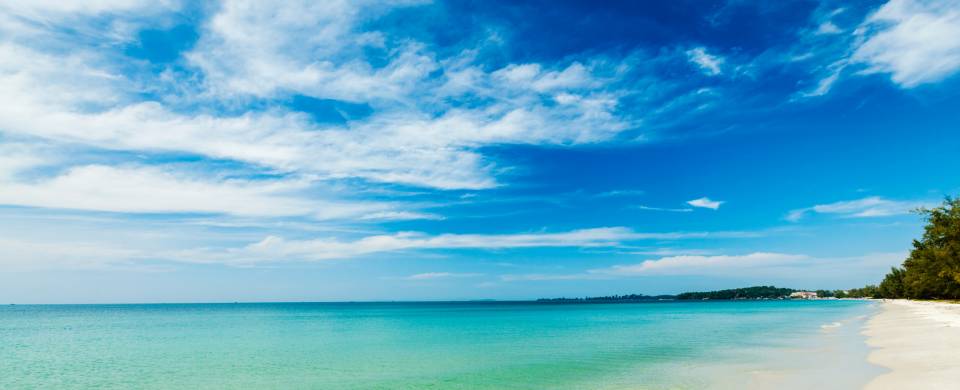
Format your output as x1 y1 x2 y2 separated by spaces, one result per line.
0 300 879 389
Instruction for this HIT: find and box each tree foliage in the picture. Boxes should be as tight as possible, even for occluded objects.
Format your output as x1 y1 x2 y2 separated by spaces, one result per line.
877 267 906 298
676 286 795 300
876 197 960 299
843 285 878 298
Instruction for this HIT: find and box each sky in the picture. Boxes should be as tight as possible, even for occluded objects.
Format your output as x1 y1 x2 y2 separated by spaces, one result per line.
1 0 959 303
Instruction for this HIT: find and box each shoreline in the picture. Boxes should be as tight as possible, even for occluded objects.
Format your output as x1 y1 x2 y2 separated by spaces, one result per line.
685 300 880 389
863 300 960 389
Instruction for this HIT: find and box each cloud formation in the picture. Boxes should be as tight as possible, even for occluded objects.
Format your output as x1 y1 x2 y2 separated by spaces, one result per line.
687 197 724 210
686 47 724 76
500 252 905 283
852 0 960 87
630 205 694 213
169 227 759 264
3 0 948 224
0 0 952 282
593 252 808 276
0 0 696 276
786 196 928 221
0 164 376 218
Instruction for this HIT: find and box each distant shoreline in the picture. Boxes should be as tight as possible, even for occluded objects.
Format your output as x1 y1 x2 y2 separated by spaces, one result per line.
536 285 871 302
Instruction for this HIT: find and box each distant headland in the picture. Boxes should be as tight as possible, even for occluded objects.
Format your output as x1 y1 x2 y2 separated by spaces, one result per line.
536 285 876 303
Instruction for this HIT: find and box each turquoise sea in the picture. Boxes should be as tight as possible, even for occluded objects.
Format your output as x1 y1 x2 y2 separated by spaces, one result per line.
0 300 879 389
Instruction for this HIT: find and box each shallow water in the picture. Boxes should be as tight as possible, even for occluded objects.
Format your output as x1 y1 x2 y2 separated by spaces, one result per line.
0 300 878 389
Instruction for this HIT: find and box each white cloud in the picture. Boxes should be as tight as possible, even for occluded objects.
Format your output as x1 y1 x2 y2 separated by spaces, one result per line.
0 0 181 62
359 211 445 221
0 3 634 192
630 205 694 213
168 227 756 264
802 68 843 97
0 74 605 191
596 190 645 197
0 164 397 219
0 237 141 270
0 0 173 16
0 143 48 179
817 21 842 35
686 47 724 76
491 62 596 92
786 196 927 221
186 0 434 102
498 251 906 283
592 252 808 276
687 197 724 210
852 0 960 87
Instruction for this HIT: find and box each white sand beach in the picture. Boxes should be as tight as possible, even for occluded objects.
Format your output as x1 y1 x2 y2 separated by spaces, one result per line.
864 300 960 389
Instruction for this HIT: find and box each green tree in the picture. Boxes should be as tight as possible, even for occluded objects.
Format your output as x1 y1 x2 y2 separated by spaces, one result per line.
877 267 906 298
676 286 795 300
899 197 960 299
845 285 878 298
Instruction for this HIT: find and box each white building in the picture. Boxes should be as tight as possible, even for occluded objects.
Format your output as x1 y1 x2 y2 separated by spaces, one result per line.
789 291 818 299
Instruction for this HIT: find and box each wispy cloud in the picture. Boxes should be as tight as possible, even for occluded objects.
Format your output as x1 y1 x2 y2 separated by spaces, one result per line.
816 21 842 35
0 237 141 270
0 0 950 285
501 251 906 283
629 205 694 213
851 0 960 88
169 227 761 264
686 47 724 76
0 164 376 219
786 196 928 222
591 252 808 276
796 0 960 98
595 189 645 198
0 1 638 197
687 197 724 210
359 211 445 221
801 67 843 97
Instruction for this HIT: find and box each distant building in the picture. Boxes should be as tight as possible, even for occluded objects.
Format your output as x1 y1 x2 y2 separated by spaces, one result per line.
789 291 818 299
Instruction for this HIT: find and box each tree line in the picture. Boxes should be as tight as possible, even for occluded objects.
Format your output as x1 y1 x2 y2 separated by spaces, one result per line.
854 197 960 299
814 287 877 298
675 286 795 300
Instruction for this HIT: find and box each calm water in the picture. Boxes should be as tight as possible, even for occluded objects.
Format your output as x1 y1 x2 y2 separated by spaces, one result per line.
0 300 878 389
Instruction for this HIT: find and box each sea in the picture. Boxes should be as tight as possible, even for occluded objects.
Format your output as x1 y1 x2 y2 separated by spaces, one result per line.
0 300 881 389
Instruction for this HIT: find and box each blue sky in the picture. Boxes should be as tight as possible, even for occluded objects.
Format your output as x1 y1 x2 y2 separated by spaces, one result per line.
1 0 959 303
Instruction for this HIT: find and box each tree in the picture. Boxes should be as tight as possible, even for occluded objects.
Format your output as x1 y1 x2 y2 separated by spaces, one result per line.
899 197 960 299
877 267 906 298
845 285 878 298
675 286 795 300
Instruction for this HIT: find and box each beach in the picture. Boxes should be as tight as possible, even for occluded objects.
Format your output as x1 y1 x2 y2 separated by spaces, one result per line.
864 300 960 389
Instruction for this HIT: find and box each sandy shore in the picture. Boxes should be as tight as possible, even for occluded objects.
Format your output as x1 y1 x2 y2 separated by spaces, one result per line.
864 300 960 389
